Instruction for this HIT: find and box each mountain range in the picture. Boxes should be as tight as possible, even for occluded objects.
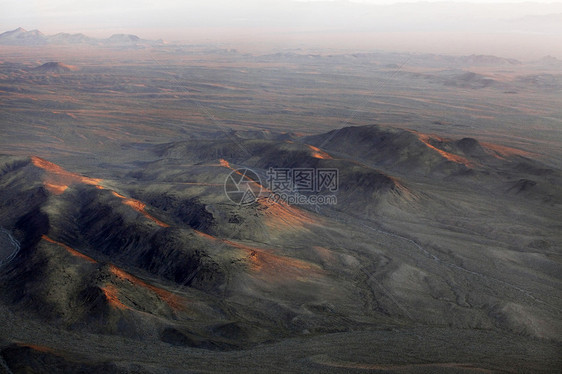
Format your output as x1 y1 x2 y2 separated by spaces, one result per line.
0 27 162 48
1 124 561 372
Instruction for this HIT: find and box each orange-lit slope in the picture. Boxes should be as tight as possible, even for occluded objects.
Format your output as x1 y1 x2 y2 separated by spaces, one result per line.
307 144 333 159
220 158 320 230
220 158 265 191
110 191 169 227
194 230 322 280
227 239 322 277
31 156 102 195
416 134 473 167
40 235 183 310
258 198 318 231
33 157 169 227
219 158 231 168
16 343 56 354
109 264 186 310
482 142 535 159
101 284 129 310
41 235 97 263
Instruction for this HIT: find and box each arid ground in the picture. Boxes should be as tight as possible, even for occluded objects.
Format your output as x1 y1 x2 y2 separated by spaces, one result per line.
0 32 561 373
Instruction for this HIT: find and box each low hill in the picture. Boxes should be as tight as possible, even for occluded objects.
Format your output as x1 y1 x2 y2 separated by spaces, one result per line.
32 62 77 73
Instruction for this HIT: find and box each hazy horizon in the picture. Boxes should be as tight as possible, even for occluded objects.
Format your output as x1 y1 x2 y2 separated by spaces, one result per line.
2 0 562 59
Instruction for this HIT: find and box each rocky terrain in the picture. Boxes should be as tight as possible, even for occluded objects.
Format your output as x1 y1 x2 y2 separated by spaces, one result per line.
0 34 561 373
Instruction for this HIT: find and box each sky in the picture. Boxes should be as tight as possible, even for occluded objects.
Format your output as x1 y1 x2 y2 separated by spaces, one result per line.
1 0 562 58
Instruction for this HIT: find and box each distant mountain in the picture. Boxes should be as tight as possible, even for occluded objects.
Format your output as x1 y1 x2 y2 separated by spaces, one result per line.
107 34 140 44
0 28 163 48
254 51 524 69
458 54 521 66
0 27 47 45
32 62 77 73
536 55 562 67
444 71 497 89
48 32 97 45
